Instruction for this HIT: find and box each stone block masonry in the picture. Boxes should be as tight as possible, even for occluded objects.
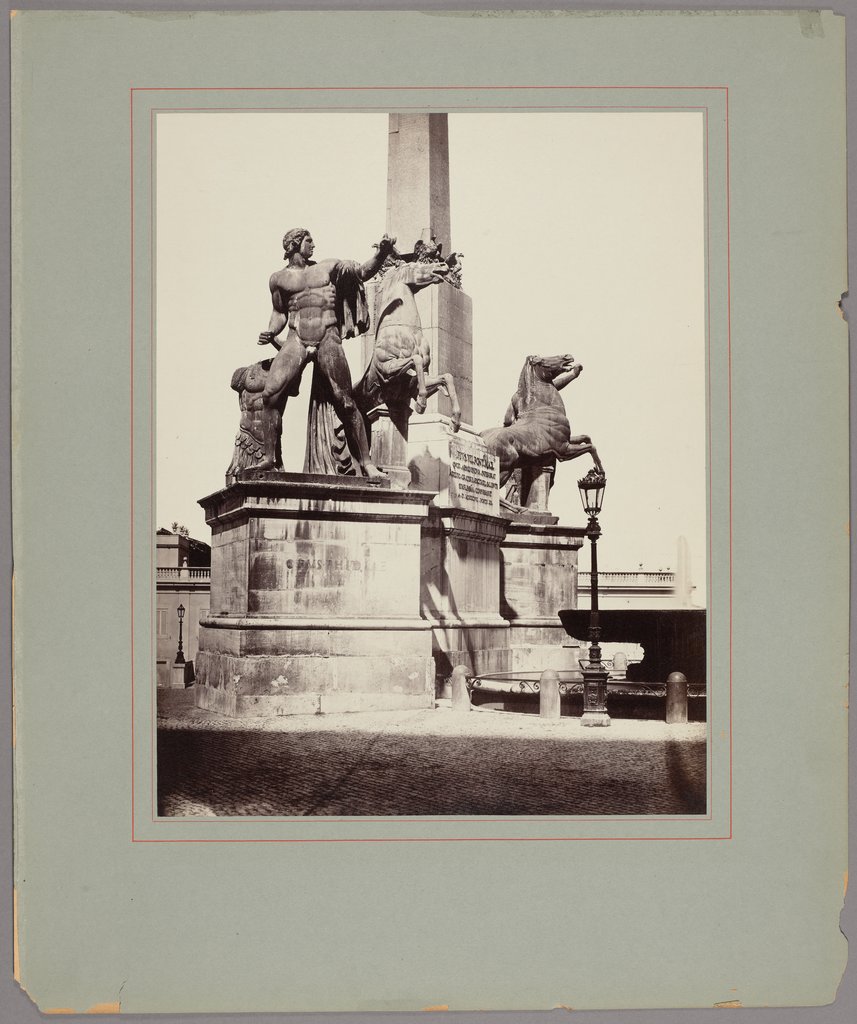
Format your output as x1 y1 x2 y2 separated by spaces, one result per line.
194 473 437 717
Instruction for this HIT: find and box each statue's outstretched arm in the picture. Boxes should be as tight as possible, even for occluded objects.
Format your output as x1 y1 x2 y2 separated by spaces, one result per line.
359 234 397 280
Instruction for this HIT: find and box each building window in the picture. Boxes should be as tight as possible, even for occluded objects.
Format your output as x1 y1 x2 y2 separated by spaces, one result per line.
157 608 168 637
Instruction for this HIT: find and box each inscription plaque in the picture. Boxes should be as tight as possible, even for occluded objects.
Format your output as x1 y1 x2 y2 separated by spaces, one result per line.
448 435 499 515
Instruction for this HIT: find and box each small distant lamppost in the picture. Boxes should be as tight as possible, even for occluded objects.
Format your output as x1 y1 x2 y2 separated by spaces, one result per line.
577 468 610 727
174 603 186 665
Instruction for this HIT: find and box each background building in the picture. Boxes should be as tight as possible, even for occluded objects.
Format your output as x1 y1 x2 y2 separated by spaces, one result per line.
155 528 211 687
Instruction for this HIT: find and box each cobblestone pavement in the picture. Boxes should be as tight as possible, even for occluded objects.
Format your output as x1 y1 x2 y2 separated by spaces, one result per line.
157 690 707 817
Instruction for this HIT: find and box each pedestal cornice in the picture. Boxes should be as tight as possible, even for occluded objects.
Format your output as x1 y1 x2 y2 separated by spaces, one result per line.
199 473 438 528
424 504 509 543
501 519 586 550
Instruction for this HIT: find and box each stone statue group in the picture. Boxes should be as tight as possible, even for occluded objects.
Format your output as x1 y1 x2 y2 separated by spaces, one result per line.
226 228 603 511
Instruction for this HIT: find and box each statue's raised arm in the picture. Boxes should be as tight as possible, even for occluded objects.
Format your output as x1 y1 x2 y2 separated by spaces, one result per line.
359 234 398 281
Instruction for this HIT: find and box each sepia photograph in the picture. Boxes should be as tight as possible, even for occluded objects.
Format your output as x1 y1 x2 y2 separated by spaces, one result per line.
154 110 708 817
11 8 849 1016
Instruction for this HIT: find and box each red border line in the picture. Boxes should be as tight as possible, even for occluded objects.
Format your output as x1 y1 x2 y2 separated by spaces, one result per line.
133 85 728 92
130 88 136 839
704 105 714 819
726 88 733 839
151 105 711 113
132 835 730 844
135 90 730 843
150 106 157 822
154 812 713 825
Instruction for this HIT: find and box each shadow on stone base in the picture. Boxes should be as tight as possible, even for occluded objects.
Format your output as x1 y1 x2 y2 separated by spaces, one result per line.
195 633 435 718
194 680 433 718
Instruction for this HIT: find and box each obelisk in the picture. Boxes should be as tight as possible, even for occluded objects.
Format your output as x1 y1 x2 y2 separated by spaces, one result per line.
386 113 451 258
383 113 473 424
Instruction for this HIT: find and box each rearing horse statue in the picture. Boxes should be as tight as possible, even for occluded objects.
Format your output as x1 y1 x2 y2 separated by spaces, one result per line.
354 259 462 430
305 249 463 478
480 353 603 510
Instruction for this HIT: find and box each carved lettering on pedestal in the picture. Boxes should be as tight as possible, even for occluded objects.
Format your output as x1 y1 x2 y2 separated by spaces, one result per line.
448 436 499 515
284 558 363 572
251 545 381 590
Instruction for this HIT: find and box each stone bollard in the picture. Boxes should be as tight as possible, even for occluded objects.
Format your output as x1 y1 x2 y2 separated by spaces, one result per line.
450 665 471 712
539 669 561 719
665 671 688 724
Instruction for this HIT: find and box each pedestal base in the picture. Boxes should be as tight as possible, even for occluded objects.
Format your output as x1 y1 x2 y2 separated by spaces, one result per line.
499 517 585 675
420 503 511 689
580 710 612 727
366 406 412 490
507 624 583 675
194 623 434 717
581 665 611 726
195 473 436 717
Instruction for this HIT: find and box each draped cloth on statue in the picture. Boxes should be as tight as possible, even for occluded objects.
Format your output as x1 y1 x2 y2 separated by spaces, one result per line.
332 260 371 341
304 366 357 476
303 260 368 475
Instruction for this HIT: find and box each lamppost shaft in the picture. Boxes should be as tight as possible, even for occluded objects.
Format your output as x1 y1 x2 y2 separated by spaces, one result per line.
588 523 601 661
175 606 186 666
581 514 610 726
576 468 609 726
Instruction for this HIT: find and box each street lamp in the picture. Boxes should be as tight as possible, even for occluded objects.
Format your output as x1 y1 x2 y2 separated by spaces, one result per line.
577 468 610 726
175 603 186 665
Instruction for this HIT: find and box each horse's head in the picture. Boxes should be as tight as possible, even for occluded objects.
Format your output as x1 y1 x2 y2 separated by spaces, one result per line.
410 261 450 288
524 354 576 386
377 260 449 302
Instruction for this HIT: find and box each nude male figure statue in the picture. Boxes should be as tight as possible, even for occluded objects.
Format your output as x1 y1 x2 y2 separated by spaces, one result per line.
257 227 397 479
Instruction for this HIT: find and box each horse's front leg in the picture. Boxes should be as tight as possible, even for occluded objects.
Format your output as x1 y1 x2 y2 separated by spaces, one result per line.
422 372 462 432
559 436 604 475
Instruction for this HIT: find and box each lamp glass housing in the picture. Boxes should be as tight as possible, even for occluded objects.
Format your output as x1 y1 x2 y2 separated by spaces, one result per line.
177 603 185 621
577 470 607 517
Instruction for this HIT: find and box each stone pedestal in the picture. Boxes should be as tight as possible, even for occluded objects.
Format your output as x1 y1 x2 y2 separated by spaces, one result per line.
407 421 508 686
194 473 436 717
408 418 497 512
581 664 612 727
500 515 586 674
365 406 412 490
421 505 511 684
515 461 556 512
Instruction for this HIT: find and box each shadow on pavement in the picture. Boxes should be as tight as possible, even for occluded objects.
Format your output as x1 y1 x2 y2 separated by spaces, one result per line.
158 727 707 817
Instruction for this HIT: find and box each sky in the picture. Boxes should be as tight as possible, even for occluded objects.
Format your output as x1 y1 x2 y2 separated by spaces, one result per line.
156 111 706 598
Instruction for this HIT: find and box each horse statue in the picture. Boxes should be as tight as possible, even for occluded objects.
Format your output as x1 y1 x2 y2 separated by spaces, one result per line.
480 353 603 510
305 241 463 479
353 251 462 431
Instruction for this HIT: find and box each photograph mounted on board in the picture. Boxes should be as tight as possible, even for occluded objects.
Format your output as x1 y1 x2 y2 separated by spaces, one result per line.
154 111 708 818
